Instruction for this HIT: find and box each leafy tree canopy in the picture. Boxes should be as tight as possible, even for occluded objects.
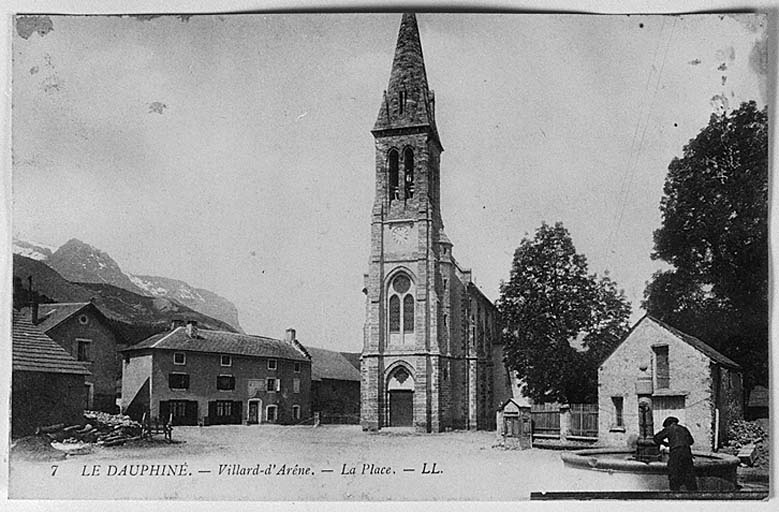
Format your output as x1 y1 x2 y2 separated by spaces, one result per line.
497 222 631 403
644 101 768 390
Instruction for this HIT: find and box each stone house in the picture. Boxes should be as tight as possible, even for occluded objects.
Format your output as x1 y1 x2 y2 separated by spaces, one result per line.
121 323 311 426
599 315 743 450
11 310 90 437
31 302 125 413
307 347 361 423
361 13 512 432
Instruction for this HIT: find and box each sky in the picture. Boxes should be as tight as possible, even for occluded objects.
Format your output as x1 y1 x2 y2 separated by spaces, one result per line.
11 13 768 352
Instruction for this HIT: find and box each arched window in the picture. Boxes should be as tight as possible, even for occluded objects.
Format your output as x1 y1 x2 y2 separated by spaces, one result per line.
403 295 414 332
388 273 414 343
388 150 399 201
403 148 414 198
389 295 401 333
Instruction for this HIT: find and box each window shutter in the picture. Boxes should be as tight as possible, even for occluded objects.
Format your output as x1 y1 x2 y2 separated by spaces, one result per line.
276 379 281 392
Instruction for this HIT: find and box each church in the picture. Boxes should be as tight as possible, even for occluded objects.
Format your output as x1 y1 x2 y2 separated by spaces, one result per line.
361 14 512 432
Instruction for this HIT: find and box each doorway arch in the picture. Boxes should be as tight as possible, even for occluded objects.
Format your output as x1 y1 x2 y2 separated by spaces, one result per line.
386 364 414 427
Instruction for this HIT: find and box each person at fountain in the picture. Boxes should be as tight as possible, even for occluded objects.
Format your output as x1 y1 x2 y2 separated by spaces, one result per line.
653 416 698 491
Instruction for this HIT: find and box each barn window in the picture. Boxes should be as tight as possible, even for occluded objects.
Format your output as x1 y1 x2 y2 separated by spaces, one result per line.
388 149 399 201
220 355 232 367
404 147 414 198
173 352 186 365
292 405 301 420
268 359 277 371
653 345 670 389
76 338 92 362
612 396 624 427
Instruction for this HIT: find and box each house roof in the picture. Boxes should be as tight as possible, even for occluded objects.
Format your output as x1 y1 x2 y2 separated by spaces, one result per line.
123 327 310 362
35 302 95 332
646 316 741 370
340 352 361 372
307 347 361 382
12 310 91 375
604 315 741 371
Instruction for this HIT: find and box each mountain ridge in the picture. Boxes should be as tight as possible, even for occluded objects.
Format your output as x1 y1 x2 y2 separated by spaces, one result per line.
13 237 243 332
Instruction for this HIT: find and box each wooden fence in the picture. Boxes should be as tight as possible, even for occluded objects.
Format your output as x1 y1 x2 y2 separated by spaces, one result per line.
569 403 599 438
531 403 561 435
530 403 598 439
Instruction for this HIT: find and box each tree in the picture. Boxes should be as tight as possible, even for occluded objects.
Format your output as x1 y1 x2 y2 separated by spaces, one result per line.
497 222 631 403
644 101 768 391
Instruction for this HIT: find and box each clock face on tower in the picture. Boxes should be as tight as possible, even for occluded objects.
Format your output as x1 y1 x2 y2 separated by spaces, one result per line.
390 225 411 246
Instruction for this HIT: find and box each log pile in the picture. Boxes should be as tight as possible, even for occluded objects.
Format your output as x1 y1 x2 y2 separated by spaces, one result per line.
38 411 144 448
721 419 769 468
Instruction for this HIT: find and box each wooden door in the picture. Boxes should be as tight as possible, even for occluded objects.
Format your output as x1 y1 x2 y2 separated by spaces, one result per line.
248 401 260 424
389 390 413 426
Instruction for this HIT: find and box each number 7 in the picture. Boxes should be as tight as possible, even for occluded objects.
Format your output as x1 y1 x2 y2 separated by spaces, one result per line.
51 465 58 476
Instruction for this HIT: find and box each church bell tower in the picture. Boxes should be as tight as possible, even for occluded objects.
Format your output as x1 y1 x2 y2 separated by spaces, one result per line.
361 13 449 432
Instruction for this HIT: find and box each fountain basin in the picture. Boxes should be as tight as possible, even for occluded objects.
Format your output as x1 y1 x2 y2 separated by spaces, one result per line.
560 448 740 491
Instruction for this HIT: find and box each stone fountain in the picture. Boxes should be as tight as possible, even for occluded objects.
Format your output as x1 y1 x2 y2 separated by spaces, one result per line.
559 365 740 491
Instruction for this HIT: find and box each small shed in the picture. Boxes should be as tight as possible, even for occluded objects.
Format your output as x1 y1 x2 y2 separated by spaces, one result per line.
599 315 743 450
497 398 532 449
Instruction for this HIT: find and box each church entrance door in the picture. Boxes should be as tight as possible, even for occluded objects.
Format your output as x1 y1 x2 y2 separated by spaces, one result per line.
389 390 413 426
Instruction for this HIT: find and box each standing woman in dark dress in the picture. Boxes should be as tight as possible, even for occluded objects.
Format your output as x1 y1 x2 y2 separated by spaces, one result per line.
654 416 698 491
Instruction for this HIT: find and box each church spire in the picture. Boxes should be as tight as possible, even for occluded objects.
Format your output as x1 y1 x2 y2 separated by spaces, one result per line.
373 13 439 141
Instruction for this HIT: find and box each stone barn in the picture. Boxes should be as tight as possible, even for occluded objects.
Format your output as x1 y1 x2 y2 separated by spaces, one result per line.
11 310 91 437
598 315 743 450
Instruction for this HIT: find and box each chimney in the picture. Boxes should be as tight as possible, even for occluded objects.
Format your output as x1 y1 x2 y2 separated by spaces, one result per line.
186 320 198 338
285 328 296 342
28 276 39 325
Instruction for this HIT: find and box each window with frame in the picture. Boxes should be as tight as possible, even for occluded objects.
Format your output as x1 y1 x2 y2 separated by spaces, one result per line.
612 396 624 427
653 345 670 389
266 378 280 392
216 375 235 391
216 400 233 417
267 359 277 371
220 354 232 367
266 405 278 422
170 400 188 418
173 352 186 365
293 378 300 394
76 338 92 362
169 373 189 390
292 405 301 420
294 361 301 373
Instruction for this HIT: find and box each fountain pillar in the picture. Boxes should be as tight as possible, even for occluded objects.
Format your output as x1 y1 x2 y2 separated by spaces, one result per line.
635 397 661 462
